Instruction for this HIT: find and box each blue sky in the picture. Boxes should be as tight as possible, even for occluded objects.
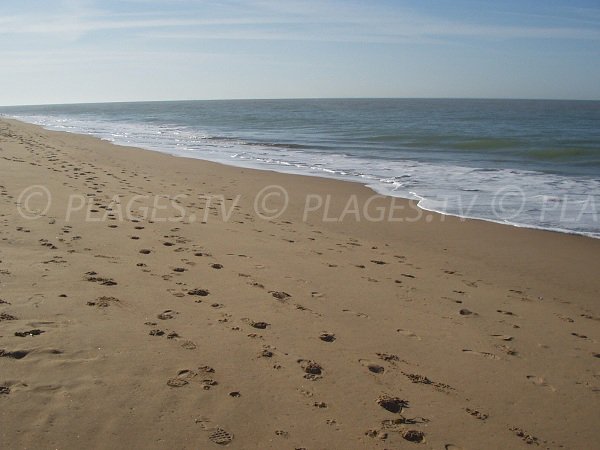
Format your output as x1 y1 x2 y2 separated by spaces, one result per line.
1 0 599 105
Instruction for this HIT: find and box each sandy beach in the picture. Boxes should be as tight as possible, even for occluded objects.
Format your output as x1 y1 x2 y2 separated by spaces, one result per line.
0 117 599 449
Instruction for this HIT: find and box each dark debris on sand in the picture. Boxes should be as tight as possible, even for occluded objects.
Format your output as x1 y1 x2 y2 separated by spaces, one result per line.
14 329 45 337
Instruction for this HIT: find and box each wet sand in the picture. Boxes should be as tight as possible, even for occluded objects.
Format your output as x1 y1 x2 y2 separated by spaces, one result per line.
0 118 599 449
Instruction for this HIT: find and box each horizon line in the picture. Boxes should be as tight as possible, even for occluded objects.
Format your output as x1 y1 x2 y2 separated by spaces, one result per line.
1 96 599 108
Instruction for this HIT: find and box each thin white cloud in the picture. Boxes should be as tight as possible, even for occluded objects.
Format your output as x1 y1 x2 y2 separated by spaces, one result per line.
0 0 598 43
0 16 307 35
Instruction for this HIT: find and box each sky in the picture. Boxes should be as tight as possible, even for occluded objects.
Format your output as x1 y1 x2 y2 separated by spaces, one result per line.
1 0 599 105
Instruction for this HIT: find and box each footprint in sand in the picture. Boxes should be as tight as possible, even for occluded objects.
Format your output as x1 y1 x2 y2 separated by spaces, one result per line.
84 272 117 286
557 314 574 323
402 430 425 443
466 407 489 420
298 360 323 380
167 376 190 387
359 359 385 374
0 349 30 359
396 329 421 340
571 332 588 339
526 375 556 391
376 353 401 363
402 372 453 391
180 340 197 350
342 309 368 318
376 395 408 413
157 310 178 320
491 334 514 341
495 344 518 356
365 428 388 440
207 428 234 446
270 291 291 300
260 349 274 358
510 427 541 445
87 296 119 308
462 349 500 360
167 368 217 389
580 313 600 321
0 313 18 321
168 290 186 298
195 417 234 445
188 288 210 297
319 332 336 342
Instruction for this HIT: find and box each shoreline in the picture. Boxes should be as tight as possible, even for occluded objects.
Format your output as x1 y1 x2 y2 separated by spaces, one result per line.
7 116 600 241
4 114 598 240
1 117 599 449
3 117 600 301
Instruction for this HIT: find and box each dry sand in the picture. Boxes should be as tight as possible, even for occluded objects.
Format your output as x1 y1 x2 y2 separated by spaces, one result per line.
0 118 599 449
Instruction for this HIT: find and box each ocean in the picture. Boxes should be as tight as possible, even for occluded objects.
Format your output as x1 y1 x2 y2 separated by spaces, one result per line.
1 98 599 238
